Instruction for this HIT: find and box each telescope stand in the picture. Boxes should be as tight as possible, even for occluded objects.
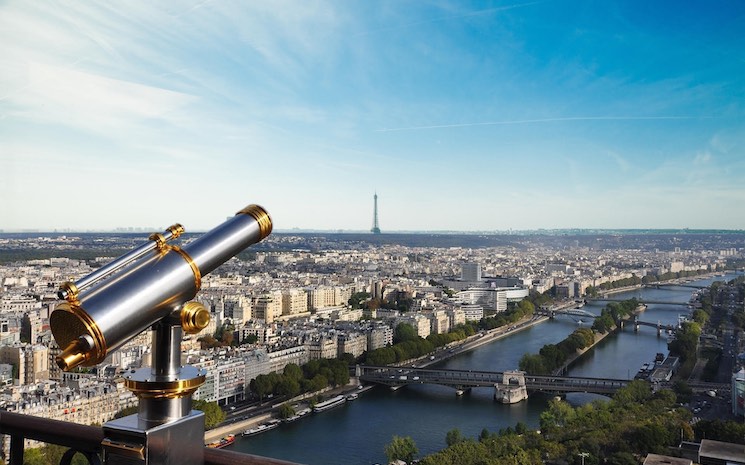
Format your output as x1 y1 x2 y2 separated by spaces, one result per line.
101 314 206 465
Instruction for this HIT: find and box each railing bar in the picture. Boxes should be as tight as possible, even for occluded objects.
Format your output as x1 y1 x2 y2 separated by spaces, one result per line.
0 411 104 451
205 447 304 465
10 433 24 465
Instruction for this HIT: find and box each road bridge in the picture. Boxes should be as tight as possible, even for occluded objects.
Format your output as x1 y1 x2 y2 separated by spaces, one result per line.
536 309 677 335
644 283 709 290
357 366 630 396
587 298 687 306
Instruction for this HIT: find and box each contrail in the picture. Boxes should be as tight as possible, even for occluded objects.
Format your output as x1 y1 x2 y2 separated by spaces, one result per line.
375 116 705 132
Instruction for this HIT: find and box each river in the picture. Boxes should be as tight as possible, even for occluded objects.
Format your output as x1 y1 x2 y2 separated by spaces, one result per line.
231 274 738 464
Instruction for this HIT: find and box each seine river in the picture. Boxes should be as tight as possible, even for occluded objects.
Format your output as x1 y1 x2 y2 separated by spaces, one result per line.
231 274 737 465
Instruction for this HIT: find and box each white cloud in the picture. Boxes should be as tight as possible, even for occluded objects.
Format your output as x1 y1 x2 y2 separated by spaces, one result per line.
6 62 195 134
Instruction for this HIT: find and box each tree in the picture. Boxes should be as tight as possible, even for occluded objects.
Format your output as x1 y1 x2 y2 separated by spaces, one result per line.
21 448 46 465
250 374 274 400
276 376 301 397
194 400 225 429
519 353 547 375
514 422 528 435
385 436 418 464
348 291 371 309
672 380 693 404
278 403 296 419
446 428 464 446
606 452 637 465
283 363 303 382
394 323 417 344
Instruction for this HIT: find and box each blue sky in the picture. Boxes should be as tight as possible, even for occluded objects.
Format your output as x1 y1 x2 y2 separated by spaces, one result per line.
1 1 744 232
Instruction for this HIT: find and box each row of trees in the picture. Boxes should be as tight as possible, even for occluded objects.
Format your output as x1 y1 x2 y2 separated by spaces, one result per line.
248 358 350 401
668 321 701 364
586 275 642 295
518 327 595 375
585 269 713 296
390 380 745 465
730 276 745 331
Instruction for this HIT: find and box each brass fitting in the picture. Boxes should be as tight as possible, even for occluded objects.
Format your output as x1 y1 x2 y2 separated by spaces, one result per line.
148 233 168 252
180 301 210 335
237 204 273 240
58 281 79 302
167 223 185 239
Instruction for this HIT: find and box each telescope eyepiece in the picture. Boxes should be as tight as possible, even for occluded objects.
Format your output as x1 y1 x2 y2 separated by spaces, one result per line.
57 335 94 371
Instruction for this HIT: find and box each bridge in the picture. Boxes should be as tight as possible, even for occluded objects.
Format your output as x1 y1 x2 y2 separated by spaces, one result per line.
536 308 678 335
644 283 708 290
587 298 688 306
357 365 630 396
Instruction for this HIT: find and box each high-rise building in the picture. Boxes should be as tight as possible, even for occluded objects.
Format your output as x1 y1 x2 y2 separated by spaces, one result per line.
461 262 482 282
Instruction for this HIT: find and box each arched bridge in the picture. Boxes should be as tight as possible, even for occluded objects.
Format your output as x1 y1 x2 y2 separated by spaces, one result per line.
644 283 708 290
357 366 630 395
586 298 688 306
537 309 677 334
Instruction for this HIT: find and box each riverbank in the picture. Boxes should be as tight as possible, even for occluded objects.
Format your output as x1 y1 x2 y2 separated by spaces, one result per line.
459 316 550 354
208 313 551 443
407 314 549 369
204 385 376 443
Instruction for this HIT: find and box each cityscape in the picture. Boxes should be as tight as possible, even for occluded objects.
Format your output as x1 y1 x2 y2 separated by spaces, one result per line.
0 221 744 463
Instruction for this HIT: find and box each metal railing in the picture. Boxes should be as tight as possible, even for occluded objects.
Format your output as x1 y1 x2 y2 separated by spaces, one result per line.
0 411 302 465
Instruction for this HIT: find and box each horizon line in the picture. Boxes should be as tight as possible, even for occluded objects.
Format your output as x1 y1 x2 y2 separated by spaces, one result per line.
2 227 744 235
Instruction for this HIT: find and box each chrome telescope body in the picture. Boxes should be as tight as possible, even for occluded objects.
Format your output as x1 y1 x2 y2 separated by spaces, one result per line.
50 204 272 371
57 224 185 301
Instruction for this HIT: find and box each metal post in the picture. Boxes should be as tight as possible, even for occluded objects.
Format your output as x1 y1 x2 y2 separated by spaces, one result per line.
102 312 207 465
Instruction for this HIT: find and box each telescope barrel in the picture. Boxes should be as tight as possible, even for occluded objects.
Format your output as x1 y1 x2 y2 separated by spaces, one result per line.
57 224 185 300
51 204 271 371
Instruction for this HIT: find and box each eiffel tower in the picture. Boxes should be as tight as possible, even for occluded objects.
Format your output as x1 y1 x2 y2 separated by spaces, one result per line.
371 192 381 234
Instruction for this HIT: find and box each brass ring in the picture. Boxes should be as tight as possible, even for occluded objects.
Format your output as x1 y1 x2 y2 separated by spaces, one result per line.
148 233 167 251
59 281 79 302
125 375 206 399
167 223 185 239
168 246 201 292
236 204 272 239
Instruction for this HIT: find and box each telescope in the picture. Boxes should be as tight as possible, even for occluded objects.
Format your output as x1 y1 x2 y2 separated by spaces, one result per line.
49 204 272 465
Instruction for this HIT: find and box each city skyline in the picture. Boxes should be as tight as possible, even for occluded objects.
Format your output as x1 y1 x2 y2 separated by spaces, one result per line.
1 1 744 232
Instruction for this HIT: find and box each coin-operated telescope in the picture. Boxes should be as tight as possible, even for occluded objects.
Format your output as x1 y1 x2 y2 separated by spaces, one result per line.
50 204 272 465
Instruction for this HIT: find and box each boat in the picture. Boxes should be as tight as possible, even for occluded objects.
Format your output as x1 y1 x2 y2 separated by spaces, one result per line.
284 407 311 423
207 434 235 448
313 395 346 412
243 419 280 437
346 393 359 401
